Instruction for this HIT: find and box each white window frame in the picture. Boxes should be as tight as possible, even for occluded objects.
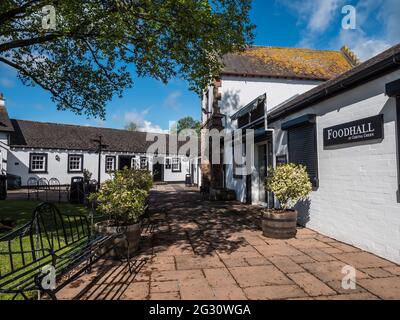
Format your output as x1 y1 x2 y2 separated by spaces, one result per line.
29 153 47 173
131 156 140 169
105 156 116 172
140 156 148 170
171 157 181 172
68 154 83 173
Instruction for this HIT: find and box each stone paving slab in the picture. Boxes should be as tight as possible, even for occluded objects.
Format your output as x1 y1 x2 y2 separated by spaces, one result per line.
57 184 400 300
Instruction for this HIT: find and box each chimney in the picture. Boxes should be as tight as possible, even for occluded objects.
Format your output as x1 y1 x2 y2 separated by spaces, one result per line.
0 93 5 108
341 46 361 66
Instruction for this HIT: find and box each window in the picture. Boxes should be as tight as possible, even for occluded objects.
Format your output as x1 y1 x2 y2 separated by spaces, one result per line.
285 116 319 188
165 157 171 169
105 156 116 172
29 153 48 173
68 154 83 173
172 158 181 172
140 156 148 170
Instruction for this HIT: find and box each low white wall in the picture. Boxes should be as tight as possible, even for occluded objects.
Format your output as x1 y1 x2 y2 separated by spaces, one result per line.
269 69 400 263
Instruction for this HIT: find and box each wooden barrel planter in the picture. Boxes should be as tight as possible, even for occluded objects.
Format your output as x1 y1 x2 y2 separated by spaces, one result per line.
262 210 298 239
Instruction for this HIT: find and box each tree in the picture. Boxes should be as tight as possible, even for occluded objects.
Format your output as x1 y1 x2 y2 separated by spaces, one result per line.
125 121 139 131
175 116 201 135
0 1 254 119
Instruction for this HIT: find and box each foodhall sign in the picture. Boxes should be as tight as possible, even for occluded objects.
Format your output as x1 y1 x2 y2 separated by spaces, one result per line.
323 115 384 147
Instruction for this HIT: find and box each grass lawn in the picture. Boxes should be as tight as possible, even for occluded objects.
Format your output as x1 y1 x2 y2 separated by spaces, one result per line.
0 200 91 300
0 200 90 235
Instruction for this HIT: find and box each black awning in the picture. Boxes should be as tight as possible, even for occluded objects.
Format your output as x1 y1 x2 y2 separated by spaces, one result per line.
386 79 400 97
281 114 316 130
231 93 266 121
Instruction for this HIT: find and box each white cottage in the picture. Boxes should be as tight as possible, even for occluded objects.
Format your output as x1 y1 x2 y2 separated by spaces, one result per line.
0 97 201 187
266 44 400 263
202 43 400 263
201 46 358 203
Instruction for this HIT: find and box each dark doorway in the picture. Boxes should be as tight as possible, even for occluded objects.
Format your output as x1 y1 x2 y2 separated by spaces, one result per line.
119 156 132 170
191 163 195 185
246 174 252 204
153 162 163 182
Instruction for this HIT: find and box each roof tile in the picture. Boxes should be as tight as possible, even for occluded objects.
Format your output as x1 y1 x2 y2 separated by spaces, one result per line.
222 46 354 80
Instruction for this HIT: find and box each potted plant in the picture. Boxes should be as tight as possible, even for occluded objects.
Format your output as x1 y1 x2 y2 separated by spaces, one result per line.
89 168 153 258
263 163 312 239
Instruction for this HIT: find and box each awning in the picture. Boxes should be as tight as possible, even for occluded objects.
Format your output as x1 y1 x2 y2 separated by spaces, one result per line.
386 79 400 97
230 93 266 121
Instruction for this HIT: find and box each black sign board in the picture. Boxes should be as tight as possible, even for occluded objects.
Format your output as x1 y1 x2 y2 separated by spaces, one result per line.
276 154 287 166
323 115 384 147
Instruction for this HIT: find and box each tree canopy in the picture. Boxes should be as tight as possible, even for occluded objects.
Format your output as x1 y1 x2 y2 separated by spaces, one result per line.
0 0 254 119
175 116 201 135
124 121 139 131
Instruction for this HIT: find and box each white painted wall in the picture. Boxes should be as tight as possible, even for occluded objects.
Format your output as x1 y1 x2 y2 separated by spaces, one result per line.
7 149 190 185
268 69 400 263
163 156 191 182
0 132 9 175
217 76 321 201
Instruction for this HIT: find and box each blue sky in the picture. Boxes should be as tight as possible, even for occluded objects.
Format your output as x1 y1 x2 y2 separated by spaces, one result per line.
1 0 399 132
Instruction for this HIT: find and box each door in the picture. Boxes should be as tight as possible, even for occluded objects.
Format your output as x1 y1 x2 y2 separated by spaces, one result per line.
257 144 267 204
191 163 195 184
246 174 252 204
153 162 163 182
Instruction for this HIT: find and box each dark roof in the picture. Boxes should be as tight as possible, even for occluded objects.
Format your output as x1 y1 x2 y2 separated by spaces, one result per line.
221 46 354 81
9 119 197 155
268 43 400 122
0 103 14 132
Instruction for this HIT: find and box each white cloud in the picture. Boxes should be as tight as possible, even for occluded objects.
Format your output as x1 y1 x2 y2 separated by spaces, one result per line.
281 0 400 61
141 120 169 134
163 90 182 110
280 0 345 47
337 30 391 61
113 108 169 134
333 0 399 61
307 0 343 33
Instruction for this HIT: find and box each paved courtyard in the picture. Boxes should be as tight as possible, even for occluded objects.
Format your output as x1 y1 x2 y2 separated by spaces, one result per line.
58 184 400 300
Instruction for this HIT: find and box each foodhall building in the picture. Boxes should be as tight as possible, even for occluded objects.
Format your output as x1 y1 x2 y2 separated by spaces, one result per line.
202 44 400 263
266 44 400 263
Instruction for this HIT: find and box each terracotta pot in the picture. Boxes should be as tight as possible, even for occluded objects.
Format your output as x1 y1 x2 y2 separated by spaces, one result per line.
95 221 141 259
262 210 298 239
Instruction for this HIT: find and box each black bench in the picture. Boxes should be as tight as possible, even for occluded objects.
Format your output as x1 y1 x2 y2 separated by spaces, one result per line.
0 202 130 300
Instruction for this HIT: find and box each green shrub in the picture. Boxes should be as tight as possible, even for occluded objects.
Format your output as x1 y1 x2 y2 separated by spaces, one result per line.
89 168 153 225
265 163 312 210
83 169 93 182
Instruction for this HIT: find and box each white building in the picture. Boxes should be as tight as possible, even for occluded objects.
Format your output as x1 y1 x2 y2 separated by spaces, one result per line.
203 44 400 263
0 98 201 187
266 44 400 263
201 46 358 203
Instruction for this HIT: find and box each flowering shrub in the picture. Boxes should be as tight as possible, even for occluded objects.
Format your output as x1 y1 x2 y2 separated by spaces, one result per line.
265 163 312 210
89 168 153 225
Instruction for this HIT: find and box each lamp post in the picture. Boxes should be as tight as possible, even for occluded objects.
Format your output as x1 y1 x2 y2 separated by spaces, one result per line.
91 135 108 190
